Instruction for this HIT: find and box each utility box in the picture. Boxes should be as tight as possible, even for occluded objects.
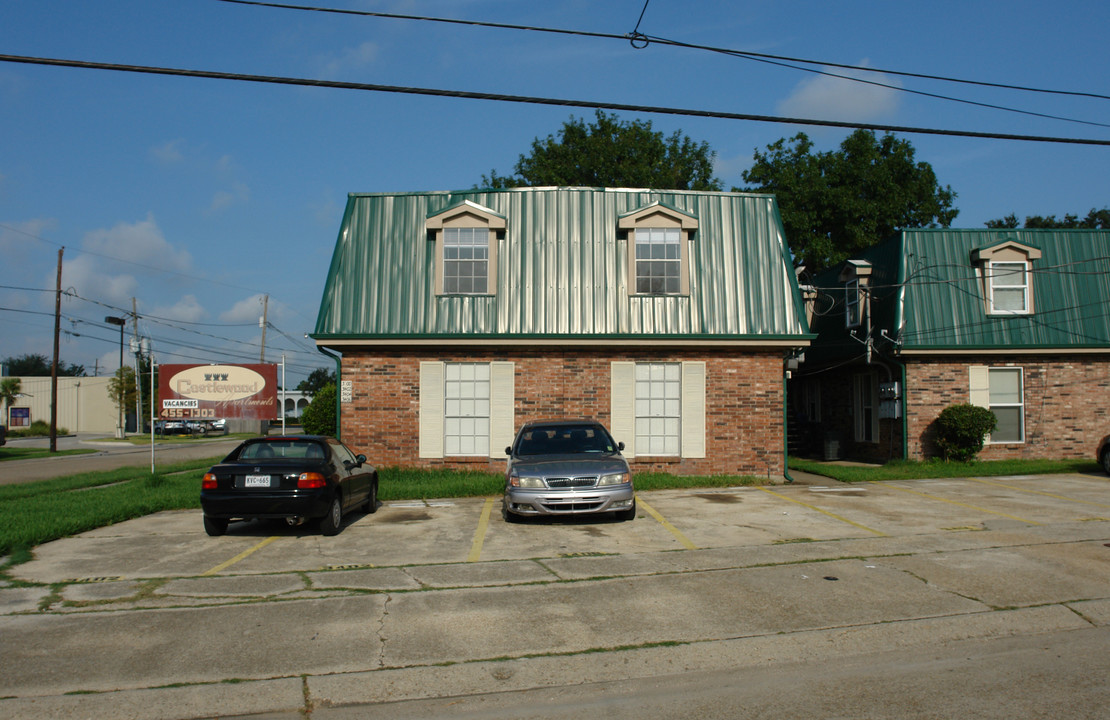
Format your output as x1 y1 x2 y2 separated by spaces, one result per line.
879 381 902 420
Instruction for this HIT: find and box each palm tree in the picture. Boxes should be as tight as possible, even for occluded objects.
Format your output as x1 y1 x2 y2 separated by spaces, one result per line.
1 377 21 426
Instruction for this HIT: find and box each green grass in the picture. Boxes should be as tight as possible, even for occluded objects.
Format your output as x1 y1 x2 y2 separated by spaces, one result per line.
0 447 97 462
789 456 1101 483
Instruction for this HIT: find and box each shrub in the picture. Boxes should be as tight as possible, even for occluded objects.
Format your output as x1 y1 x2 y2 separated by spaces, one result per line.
933 404 997 461
300 383 336 436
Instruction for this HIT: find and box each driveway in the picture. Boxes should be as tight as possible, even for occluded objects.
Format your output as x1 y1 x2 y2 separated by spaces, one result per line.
1 470 1109 718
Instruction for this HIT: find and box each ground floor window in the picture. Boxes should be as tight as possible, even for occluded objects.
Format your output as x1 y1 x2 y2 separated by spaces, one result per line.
444 363 490 456
634 362 682 455
853 374 878 443
987 367 1024 443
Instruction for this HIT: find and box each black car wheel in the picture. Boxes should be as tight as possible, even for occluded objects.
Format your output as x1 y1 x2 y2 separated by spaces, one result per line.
1101 446 1110 475
203 516 229 536
362 478 378 514
319 494 343 536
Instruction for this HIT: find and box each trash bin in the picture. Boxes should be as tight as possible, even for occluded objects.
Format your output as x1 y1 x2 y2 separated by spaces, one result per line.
823 436 840 461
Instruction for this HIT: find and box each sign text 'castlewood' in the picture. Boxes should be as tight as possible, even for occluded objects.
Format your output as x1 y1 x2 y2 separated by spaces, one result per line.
158 364 278 420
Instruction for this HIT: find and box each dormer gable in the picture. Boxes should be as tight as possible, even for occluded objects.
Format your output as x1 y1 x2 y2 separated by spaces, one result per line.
426 201 506 296
618 202 699 296
971 238 1041 315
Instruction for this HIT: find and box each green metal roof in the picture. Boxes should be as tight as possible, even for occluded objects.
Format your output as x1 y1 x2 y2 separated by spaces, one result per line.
897 229 1110 350
314 187 812 343
809 229 1110 354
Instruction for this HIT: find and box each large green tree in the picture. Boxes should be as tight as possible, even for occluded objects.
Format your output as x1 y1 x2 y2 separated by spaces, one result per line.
3 353 86 377
986 207 1110 229
481 110 722 191
297 368 336 396
741 130 958 275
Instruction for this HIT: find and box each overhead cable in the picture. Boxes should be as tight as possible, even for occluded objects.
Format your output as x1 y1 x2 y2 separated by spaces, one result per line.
2 53 1108 146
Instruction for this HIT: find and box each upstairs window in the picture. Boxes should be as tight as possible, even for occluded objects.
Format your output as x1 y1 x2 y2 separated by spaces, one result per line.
426 200 505 297
443 227 489 294
987 261 1029 314
971 239 1040 316
635 228 682 294
618 202 698 297
845 279 862 328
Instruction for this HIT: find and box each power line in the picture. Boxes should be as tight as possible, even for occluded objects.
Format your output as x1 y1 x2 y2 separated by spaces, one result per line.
213 0 1110 129
2 53 1108 146
213 0 1109 102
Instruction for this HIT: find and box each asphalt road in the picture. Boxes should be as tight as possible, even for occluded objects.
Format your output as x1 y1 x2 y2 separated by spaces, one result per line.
2 437 1109 719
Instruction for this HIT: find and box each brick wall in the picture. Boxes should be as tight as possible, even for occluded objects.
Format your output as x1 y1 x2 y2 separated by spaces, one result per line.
906 355 1110 460
336 347 786 477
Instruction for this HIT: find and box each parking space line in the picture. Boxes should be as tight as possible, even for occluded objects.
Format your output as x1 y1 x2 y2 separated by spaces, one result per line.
202 536 279 576
759 487 887 537
467 498 495 562
637 496 698 550
871 482 1042 525
967 477 1110 509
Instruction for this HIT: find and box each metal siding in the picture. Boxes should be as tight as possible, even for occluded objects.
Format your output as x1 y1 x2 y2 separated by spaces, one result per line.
315 187 811 340
900 230 1110 349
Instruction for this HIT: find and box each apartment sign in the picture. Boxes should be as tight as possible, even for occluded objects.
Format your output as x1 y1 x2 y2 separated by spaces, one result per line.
158 364 279 420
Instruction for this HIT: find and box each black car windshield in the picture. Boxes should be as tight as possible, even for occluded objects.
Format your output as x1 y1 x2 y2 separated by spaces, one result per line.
238 441 326 461
516 425 615 456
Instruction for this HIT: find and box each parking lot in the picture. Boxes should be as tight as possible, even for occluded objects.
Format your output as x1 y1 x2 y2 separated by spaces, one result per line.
3 470 1110 718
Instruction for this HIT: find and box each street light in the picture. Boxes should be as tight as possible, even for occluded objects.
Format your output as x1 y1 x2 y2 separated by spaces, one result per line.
105 316 126 438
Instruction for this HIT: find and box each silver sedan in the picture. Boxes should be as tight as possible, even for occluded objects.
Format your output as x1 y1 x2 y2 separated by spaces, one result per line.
503 420 635 522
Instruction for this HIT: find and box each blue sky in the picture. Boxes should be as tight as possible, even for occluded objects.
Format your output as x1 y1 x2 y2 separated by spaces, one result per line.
2 0 1107 385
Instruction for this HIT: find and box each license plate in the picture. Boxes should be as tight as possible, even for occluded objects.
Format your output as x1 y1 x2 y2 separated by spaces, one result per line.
244 475 271 488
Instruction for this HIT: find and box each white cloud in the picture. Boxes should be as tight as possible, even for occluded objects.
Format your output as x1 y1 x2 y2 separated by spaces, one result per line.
319 41 380 77
219 294 269 324
149 139 185 164
150 294 208 323
777 64 902 123
83 214 192 273
208 182 250 213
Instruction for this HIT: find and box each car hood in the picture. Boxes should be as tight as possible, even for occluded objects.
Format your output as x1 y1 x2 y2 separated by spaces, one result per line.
509 453 629 478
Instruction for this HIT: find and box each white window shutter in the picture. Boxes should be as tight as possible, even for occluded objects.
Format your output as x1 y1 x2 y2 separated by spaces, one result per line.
681 361 706 458
968 366 990 408
419 362 444 458
611 361 636 457
489 362 515 458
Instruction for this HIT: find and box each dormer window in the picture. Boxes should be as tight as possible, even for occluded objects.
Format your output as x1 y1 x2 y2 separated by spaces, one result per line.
987 261 1029 314
426 200 506 296
971 239 1041 316
839 259 872 329
618 202 698 296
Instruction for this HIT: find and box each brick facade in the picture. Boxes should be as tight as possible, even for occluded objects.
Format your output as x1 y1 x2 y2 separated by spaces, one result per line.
905 355 1109 461
337 346 786 477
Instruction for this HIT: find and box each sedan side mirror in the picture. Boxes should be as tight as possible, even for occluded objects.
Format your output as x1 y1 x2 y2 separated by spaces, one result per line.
618 441 625 451
505 446 513 456
356 453 367 467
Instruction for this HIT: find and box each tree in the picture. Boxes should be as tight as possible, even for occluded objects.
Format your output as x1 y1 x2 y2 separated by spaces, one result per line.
985 207 1110 229
297 368 336 396
3 353 86 377
1 377 21 424
107 367 138 420
741 130 958 275
300 383 337 437
481 110 722 191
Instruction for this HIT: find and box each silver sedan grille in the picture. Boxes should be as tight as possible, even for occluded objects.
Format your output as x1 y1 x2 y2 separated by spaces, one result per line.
544 476 599 488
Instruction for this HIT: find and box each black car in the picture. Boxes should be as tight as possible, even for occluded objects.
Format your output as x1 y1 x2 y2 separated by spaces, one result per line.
1098 433 1110 475
200 435 377 536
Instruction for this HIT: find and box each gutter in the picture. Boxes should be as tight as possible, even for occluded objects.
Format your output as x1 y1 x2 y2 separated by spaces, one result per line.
316 344 343 441
782 372 795 484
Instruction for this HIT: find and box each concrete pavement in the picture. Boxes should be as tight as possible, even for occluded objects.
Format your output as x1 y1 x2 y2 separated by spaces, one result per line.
2 443 1109 718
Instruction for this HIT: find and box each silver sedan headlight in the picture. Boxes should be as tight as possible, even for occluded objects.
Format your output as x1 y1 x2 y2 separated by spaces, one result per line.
597 471 631 487
509 474 545 488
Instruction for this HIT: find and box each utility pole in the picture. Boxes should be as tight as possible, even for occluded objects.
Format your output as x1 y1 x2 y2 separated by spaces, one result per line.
50 247 63 453
131 298 142 434
259 293 269 362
